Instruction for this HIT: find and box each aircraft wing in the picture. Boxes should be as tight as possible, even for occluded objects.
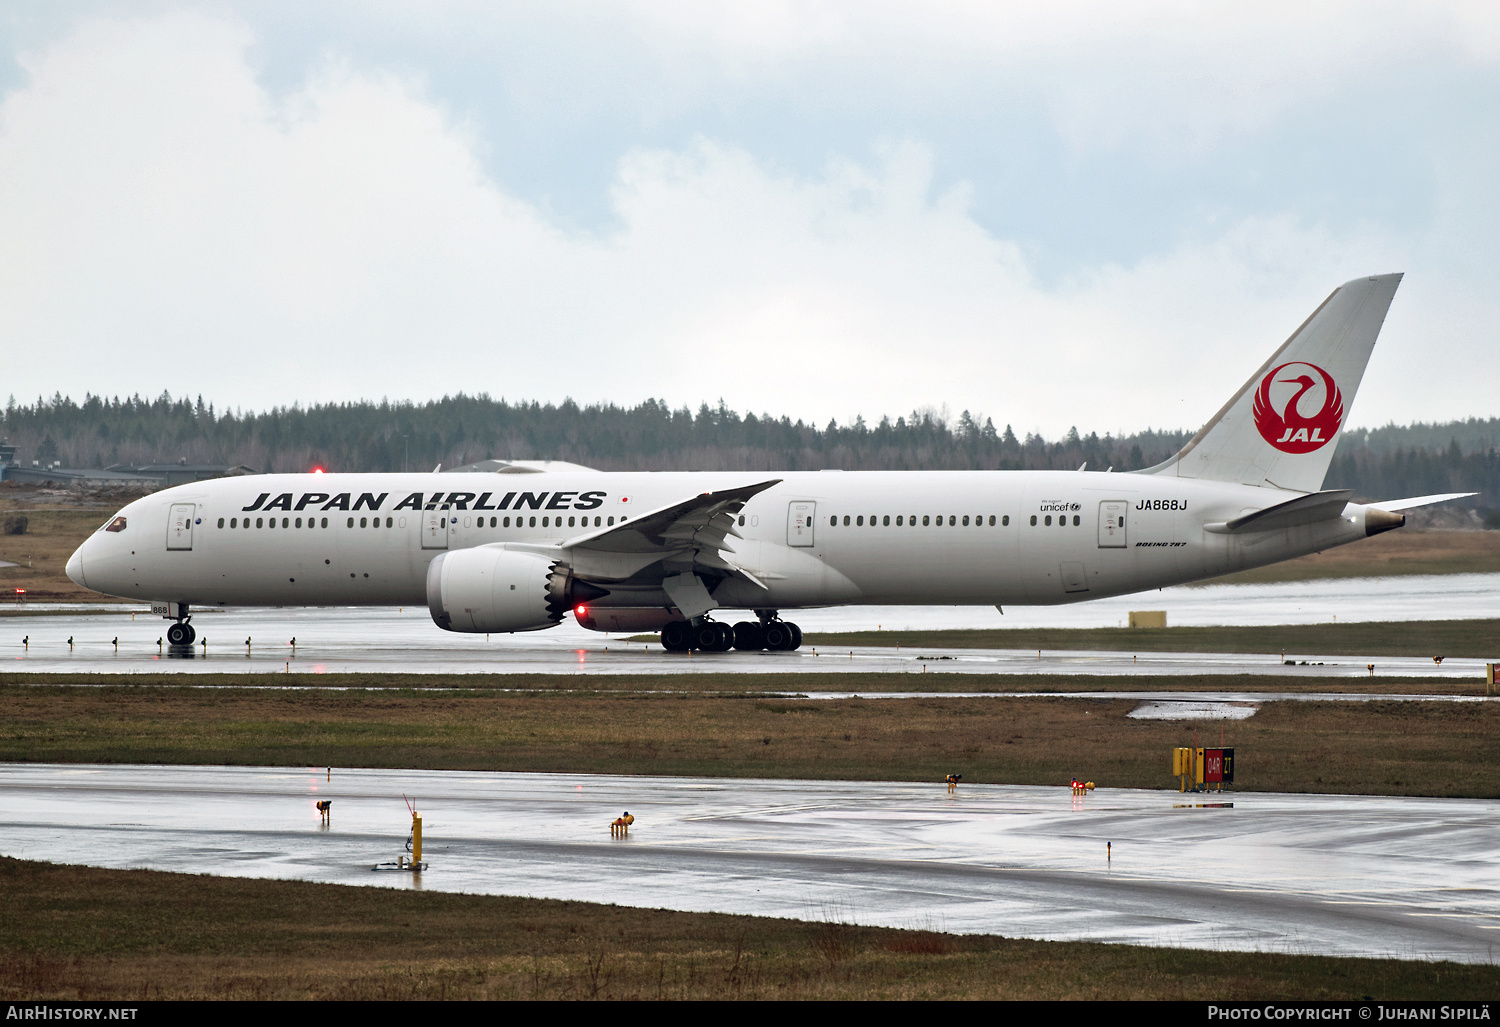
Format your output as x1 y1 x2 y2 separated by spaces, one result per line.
558 479 783 588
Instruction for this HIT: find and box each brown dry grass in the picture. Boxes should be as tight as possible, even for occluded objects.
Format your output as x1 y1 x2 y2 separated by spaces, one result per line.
0 669 1480 694
0 668 1476 692
1205 529 1500 584
3 857 1495 1000
3 684 1496 797
0 508 121 602
804 618 1500 658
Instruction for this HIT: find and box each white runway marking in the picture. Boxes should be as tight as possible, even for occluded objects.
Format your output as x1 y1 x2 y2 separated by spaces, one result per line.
4 763 1499 963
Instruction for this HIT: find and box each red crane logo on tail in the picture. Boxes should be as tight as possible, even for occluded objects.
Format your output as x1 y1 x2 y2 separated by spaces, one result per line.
1252 361 1343 454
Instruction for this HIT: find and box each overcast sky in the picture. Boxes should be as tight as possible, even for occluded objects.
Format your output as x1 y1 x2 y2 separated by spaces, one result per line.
1 2 1497 438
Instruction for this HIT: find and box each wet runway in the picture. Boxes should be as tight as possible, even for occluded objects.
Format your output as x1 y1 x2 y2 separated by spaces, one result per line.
6 763 1499 962
0 604 1491 678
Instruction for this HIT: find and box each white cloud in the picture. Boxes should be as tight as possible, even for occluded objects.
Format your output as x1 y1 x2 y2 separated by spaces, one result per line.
0 11 1493 436
621 0 1500 156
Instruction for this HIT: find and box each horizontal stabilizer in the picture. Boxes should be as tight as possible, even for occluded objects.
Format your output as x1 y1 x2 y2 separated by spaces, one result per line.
1205 489 1352 534
1370 492 1478 512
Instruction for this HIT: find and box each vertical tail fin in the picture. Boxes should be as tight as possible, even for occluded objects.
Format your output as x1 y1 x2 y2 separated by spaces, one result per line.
1146 273 1402 493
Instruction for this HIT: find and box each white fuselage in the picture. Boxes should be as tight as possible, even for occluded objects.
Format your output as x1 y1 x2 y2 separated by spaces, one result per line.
68 470 1376 624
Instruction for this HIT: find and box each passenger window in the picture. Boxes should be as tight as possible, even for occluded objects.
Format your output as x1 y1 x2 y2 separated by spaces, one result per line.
922 515 930 526
608 516 614 526
989 515 996 526
320 517 328 528
1001 515 1008 526
360 517 368 528
295 517 302 528
543 516 550 527
345 517 353 528
739 515 745 526
868 515 875 525
1073 515 1081 526
529 516 536 527
387 517 393 528
1059 517 1066 528
218 518 226 528
843 515 850 526
595 516 601 527
856 516 863 526
962 515 969 526
568 516 576 527
1029 515 1036 526
1044 515 1052 526
896 515 903 526
945 515 953 526
909 515 916 526
503 516 511 527
882 515 889 526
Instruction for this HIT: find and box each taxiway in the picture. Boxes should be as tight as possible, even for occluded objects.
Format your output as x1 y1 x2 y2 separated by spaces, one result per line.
4 763 1498 962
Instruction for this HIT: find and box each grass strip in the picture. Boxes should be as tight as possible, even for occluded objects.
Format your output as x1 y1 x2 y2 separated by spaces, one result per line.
801 618 1500 658
3 684 1496 797
0 670 1476 694
2 857 1496 1000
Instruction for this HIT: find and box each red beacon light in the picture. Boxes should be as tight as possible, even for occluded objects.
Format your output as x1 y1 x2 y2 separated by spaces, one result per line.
312 467 326 475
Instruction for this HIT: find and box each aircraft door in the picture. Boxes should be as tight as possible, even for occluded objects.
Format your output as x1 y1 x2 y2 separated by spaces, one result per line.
1098 501 1127 548
421 509 449 550
167 503 195 551
787 502 816 547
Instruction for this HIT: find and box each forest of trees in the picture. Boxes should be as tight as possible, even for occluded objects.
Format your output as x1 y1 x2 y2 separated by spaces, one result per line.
2 392 1496 512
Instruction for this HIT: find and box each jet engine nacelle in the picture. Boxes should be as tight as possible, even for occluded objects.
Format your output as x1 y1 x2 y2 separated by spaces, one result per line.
426 546 562 634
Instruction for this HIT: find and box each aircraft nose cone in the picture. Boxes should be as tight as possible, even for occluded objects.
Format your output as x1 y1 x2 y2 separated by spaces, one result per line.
65 546 86 588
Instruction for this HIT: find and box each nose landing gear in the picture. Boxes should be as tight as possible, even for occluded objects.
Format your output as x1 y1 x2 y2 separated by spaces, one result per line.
163 605 196 647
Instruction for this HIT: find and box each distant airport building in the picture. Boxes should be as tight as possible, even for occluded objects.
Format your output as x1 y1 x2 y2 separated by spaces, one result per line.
1 458 257 487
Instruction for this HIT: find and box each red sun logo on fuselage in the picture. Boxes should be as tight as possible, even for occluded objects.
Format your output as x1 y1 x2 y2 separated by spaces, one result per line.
1252 361 1343 454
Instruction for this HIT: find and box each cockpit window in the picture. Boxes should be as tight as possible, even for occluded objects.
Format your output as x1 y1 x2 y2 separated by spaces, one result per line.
104 516 127 533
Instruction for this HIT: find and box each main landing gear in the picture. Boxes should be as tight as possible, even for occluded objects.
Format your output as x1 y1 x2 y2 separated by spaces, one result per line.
659 611 802 653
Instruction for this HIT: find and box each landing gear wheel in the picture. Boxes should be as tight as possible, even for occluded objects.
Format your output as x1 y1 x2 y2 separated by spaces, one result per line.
693 622 732 652
733 622 765 650
166 622 195 647
786 622 802 651
660 621 691 652
762 622 792 651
